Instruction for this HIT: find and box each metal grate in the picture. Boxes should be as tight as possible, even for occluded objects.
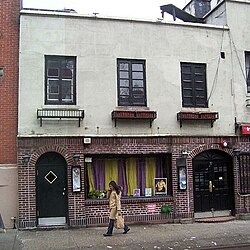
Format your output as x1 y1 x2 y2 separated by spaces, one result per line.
238 154 250 194
37 108 84 127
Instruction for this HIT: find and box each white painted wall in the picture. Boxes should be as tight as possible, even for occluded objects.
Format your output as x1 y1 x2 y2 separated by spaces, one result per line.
205 1 227 25
19 6 248 137
0 165 18 228
225 0 250 124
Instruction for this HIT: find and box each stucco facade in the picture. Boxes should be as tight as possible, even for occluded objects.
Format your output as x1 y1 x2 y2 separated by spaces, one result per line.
18 0 250 228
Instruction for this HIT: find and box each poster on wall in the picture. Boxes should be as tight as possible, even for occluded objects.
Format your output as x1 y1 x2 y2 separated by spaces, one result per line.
72 166 81 192
154 178 167 195
145 188 152 197
178 166 187 190
133 189 140 197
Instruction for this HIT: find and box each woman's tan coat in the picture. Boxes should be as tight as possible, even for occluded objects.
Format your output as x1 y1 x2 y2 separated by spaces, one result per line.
107 190 121 219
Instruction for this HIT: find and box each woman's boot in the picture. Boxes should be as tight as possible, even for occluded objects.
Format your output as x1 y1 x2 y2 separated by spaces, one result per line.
123 224 130 234
103 219 115 236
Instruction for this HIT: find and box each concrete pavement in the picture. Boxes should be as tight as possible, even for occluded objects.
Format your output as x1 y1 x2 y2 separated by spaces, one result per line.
0 220 250 250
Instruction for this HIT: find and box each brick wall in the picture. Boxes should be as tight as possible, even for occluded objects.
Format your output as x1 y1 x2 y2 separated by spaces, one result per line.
82 135 242 217
17 135 249 228
85 197 174 226
18 137 86 228
0 0 19 163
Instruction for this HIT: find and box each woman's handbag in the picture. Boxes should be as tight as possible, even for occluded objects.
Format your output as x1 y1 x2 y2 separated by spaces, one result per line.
115 214 124 229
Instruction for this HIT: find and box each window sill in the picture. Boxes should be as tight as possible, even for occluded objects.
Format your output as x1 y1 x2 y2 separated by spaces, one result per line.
85 196 173 205
115 106 150 111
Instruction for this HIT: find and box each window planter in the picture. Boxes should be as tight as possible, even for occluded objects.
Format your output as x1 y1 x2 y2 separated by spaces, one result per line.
111 110 157 127
177 111 219 128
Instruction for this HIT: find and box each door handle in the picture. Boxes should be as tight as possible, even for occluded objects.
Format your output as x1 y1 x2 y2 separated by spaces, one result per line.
209 181 213 192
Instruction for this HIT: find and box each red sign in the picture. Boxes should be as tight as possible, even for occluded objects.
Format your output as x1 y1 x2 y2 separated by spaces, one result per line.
241 125 250 134
147 204 156 213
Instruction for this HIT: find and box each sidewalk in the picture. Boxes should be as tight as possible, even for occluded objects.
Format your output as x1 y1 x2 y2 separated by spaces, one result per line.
0 220 250 250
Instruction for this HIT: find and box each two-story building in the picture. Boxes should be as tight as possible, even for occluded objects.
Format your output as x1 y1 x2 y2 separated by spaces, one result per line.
18 0 250 228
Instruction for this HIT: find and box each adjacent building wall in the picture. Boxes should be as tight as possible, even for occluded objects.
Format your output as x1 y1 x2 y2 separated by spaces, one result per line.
0 0 19 228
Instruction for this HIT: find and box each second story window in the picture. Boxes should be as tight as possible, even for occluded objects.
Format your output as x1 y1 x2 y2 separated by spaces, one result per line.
117 59 146 106
45 56 76 105
245 52 250 92
181 62 208 108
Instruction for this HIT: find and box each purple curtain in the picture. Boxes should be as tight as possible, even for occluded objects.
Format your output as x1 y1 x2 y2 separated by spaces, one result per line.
156 158 163 178
118 159 127 196
92 159 105 190
136 158 146 196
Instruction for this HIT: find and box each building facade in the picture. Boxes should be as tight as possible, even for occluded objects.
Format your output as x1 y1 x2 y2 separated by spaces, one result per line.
18 0 250 228
0 0 20 228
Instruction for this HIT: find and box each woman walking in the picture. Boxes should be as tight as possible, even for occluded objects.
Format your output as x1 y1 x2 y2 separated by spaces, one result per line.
103 180 130 236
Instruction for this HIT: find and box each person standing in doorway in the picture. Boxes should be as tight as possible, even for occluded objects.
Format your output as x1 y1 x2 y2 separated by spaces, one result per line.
103 180 130 236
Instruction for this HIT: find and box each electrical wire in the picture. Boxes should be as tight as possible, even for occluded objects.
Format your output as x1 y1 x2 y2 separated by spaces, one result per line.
228 30 247 83
207 28 225 102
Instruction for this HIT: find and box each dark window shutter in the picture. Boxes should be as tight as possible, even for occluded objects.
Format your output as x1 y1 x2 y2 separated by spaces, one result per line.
181 63 207 108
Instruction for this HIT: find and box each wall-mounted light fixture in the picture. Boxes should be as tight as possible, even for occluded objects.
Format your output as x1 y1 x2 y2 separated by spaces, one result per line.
22 153 30 165
10 216 16 229
0 67 4 79
73 153 80 164
233 148 241 157
181 151 188 159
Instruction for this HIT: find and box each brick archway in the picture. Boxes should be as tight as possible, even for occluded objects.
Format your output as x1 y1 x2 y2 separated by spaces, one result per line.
175 144 234 218
190 145 235 214
189 144 234 160
18 145 76 228
29 145 74 167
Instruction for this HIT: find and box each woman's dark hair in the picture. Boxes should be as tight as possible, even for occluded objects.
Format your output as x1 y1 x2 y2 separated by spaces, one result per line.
109 181 121 194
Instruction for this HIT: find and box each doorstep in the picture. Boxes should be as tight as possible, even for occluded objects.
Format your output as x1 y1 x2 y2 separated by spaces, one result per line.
195 216 235 223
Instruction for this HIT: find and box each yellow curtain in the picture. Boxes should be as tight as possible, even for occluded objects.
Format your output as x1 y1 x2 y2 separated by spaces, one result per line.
145 157 156 192
87 163 95 193
105 159 118 190
126 158 137 196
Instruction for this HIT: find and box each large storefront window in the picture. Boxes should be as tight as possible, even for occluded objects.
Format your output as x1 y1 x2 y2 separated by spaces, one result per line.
85 155 172 198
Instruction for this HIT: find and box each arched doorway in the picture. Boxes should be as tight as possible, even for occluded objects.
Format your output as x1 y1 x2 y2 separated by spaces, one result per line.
193 149 234 213
36 152 68 226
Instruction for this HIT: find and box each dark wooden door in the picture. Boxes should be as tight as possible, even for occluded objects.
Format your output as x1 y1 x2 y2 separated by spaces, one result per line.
36 152 68 224
193 150 234 212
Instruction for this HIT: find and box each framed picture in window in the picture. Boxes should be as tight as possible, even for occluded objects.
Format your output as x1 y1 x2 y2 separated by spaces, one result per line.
72 166 81 192
154 178 167 195
145 187 152 197
133 189 140 197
